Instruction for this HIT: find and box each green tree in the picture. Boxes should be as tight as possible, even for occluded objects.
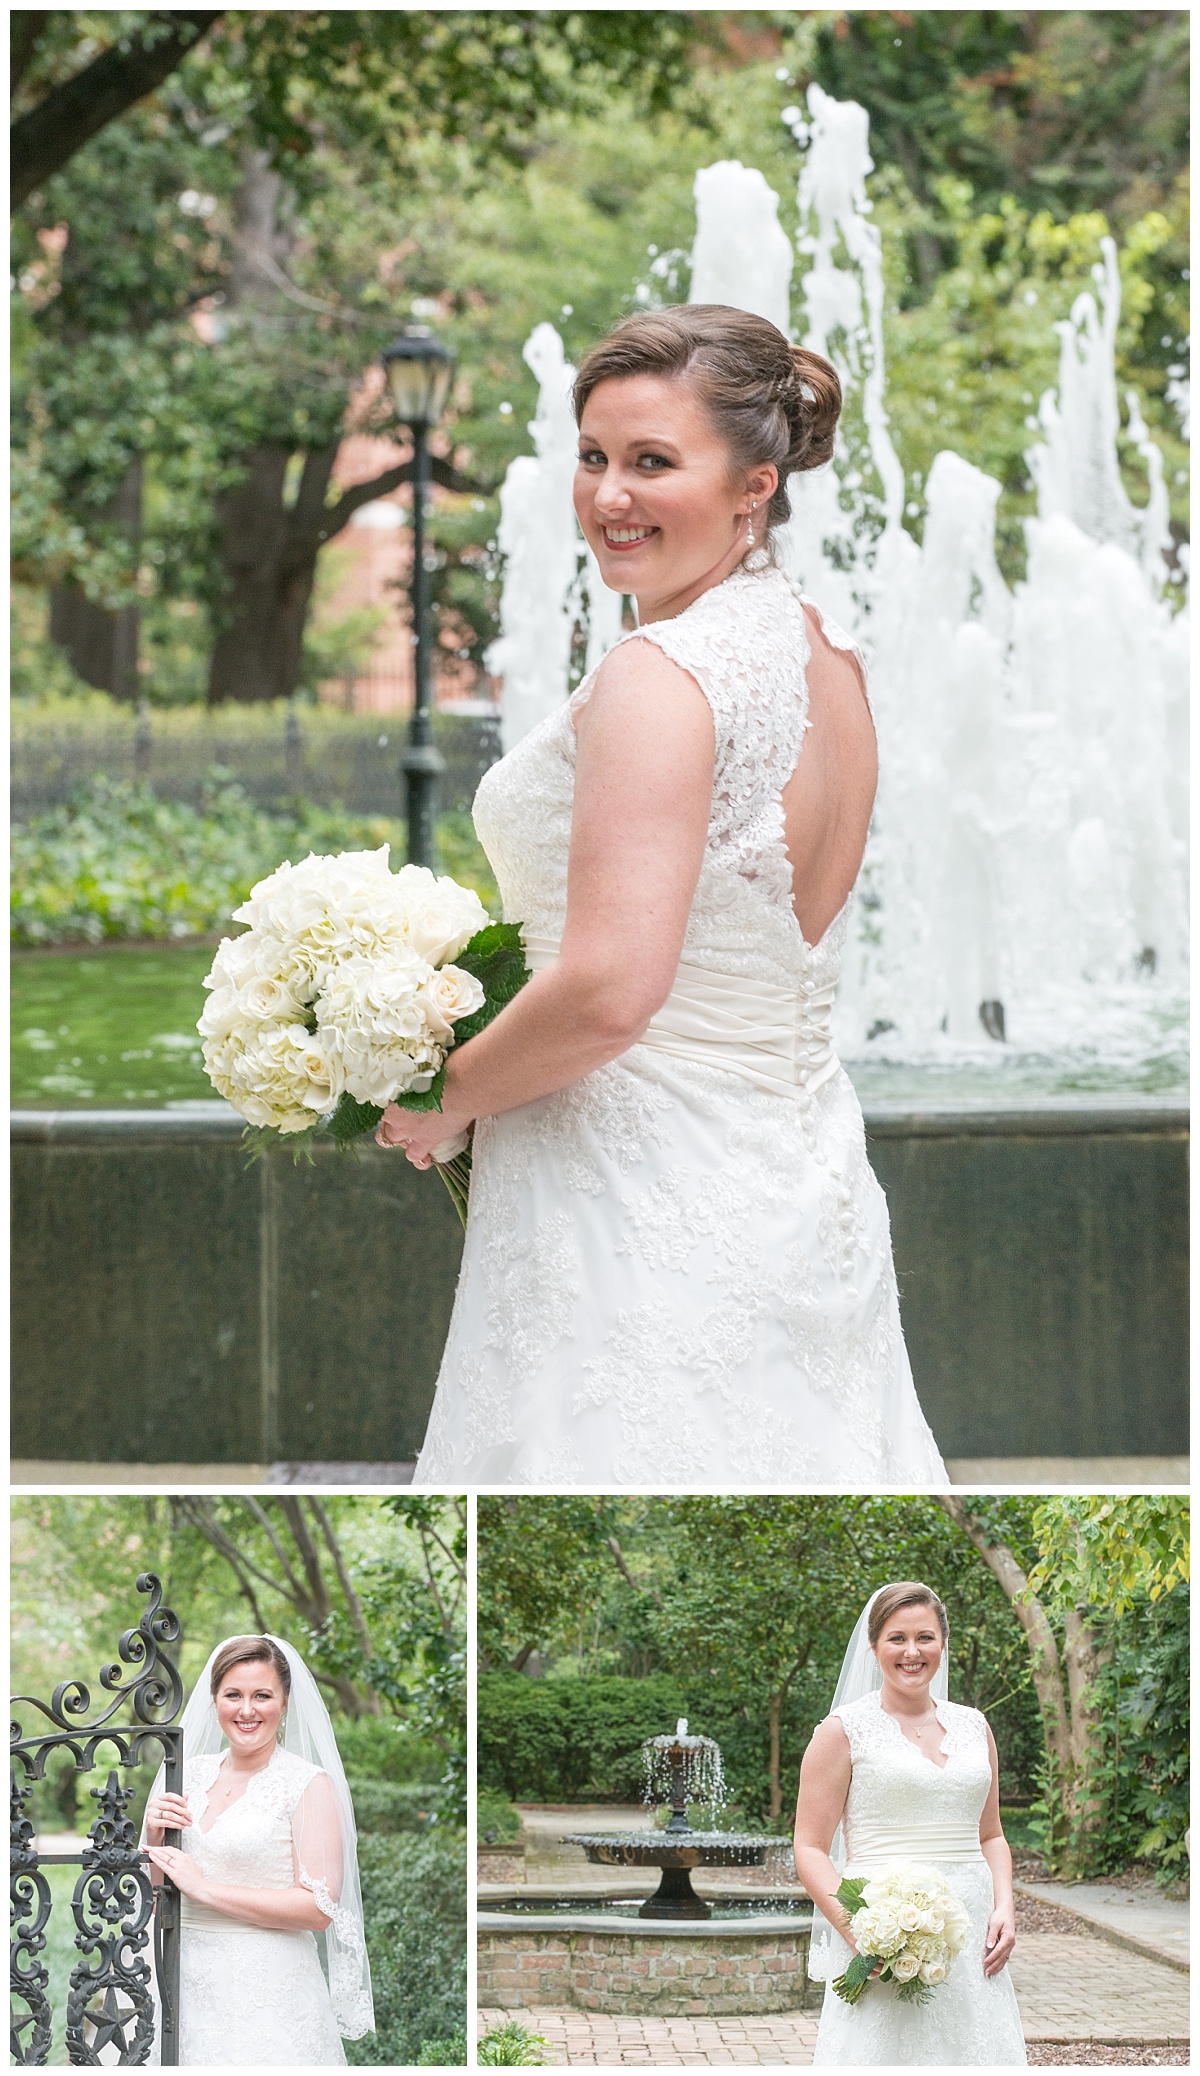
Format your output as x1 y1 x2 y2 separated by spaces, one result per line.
12 10 699 701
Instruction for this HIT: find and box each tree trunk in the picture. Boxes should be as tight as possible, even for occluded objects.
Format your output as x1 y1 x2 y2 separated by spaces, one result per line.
207 444 331 704
768 1689 783 1820
937 1496 1103 1875
48 455 142 699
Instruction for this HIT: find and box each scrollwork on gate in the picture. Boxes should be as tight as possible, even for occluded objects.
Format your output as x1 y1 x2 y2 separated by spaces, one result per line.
10 1574 184 2067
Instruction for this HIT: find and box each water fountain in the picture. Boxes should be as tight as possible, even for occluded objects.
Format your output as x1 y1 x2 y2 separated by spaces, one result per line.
561 1720 774 1920
489 87 1188 1086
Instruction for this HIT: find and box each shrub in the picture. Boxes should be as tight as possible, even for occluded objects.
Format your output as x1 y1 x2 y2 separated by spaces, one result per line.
348 1778 446 1835
417 2028 468 2065
347 1832 467 2067
477 1786 523 1843
10 776 497 946
477 2020 548 2065
335 1716 447 1784
1085 1584 1190 1883
478 1675 689 1801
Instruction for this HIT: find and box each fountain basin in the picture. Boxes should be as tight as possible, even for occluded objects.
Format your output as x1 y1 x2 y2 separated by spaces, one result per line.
563 1831 772 1920
477 1906 819 2018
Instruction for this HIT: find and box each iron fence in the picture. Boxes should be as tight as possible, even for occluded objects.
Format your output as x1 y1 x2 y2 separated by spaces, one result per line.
12 706 502 820
11 1574 185 2066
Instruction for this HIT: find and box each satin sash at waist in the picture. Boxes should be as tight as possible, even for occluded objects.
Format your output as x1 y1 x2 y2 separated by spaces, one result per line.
521 933 841 1104
845 1822 985 1866
180 1898 307 1936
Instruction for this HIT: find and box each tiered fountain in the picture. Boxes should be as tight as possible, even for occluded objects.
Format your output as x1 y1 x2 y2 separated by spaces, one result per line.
561 1720 774 1920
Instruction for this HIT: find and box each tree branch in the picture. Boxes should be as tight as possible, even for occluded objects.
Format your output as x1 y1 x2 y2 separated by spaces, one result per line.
239 1497 308 1608
12 12 222 207
308 1498 373 1658
317 454 485 545
277 1497 332 1624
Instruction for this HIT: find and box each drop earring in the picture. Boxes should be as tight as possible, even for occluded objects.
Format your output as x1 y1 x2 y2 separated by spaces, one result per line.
747 501 758 546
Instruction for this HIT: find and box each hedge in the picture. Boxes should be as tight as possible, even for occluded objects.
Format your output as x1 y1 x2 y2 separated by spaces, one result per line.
347 1831 468 2066
348 1778 446 1835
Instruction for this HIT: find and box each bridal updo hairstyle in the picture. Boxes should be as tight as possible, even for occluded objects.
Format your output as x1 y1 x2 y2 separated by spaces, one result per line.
868 1582 949 1648
210 1634 292 1698
572 305 842 533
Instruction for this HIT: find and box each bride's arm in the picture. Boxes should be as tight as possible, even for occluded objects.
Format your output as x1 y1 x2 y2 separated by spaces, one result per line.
142 1845 331 1931
978 1721 1017 1977
793 1716 860 1951
379 639 714 1165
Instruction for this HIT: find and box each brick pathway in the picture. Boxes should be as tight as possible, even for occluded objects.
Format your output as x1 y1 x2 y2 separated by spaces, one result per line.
479 1926 1191 2064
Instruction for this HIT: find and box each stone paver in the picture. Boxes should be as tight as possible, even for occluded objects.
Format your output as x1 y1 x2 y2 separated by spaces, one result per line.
478 2009 820 2065
1016 1881 1189 1972
1009 1932 1190 2044
480 1927 1190 2063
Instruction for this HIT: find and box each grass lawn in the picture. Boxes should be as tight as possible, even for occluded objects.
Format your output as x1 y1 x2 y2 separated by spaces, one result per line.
12 944 218 1106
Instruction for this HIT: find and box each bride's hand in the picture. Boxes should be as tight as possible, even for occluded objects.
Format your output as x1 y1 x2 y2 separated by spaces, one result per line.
982 1905 1016 1976
375 1103 472 1169
144 1793 192 1842
144 1845 211 1902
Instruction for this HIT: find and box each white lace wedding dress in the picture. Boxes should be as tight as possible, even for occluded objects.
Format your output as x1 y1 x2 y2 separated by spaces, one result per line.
415 558 946 1486
151 1748 347 2066
812 1691 1026 2066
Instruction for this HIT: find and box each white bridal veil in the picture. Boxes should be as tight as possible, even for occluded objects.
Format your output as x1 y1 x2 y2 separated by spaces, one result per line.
807 1588 949 1982
151 1633 374 2039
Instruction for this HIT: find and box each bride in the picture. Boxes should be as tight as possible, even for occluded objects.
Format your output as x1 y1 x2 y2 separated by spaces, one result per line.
794 1582 1026 2066
385 302 946 1489
143 1634 373 2065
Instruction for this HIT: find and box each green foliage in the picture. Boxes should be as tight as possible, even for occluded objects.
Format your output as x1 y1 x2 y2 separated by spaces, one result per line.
1025 1495 1190 1614
345 1832 467 2067
417 2030 468 2066
334 1715 447 1785
477 1786 523 1844
347 1778 447 1836
478 1496 623 1670
477 2020 548 2066
11 776 497 946
1085 1585 1190 1882
478 1673 687 1802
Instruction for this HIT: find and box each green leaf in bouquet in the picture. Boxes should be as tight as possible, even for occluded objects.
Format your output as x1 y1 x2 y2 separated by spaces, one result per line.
831 1951 875 2006
324 1091 385 1147
835 1876 869 1916
892 1975 934 2005
391 1061 449 1114
450 919 530 1044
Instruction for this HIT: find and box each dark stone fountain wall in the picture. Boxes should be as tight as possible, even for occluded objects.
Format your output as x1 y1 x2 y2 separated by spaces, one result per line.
10 1094 1188 1466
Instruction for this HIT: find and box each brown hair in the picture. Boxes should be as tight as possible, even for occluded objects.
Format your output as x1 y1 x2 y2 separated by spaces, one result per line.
573 305 841 532
209 1635 292 1700
867 1583 949 1647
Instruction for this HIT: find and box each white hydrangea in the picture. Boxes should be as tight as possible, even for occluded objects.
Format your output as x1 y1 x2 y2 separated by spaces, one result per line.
200 848 492 1135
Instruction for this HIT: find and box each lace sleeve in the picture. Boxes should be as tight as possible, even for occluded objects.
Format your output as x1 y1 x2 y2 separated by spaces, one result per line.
291 1768 345 1919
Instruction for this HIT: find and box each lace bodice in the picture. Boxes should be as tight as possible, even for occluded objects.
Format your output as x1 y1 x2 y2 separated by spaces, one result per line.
182 1747 319 1891
835 1692 992 1860
473 558 864 990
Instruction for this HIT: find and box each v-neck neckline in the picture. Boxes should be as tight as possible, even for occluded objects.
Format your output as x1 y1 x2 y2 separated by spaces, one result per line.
876 1690 952 1773
196 1746 275 1836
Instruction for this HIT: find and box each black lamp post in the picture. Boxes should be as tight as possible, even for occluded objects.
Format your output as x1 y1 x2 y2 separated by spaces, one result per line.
382 325 457 869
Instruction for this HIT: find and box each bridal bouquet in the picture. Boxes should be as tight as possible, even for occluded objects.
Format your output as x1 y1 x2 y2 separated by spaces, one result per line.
832 1865 970 2006
198 846 528 1223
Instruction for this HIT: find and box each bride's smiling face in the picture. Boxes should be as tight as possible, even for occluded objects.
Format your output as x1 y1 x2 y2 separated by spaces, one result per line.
872 1606 944 1696
573 373 777 619
215 1658 286 1760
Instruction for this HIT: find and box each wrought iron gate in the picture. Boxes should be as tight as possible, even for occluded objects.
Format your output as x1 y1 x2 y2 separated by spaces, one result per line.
11 1573 185 2066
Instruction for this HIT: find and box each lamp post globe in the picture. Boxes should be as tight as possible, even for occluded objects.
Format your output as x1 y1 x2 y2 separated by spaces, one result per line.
382 326 457 870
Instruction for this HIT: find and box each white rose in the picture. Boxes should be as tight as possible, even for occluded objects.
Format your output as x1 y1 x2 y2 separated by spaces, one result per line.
919 1959 949 1986
416 963 486 1041
896 1904 922 1932
393 863 488 964
890 1952 922 1982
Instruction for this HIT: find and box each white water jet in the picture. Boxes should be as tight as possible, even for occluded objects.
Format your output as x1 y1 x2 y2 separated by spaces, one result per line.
487 324 581 752
689 161 793 331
